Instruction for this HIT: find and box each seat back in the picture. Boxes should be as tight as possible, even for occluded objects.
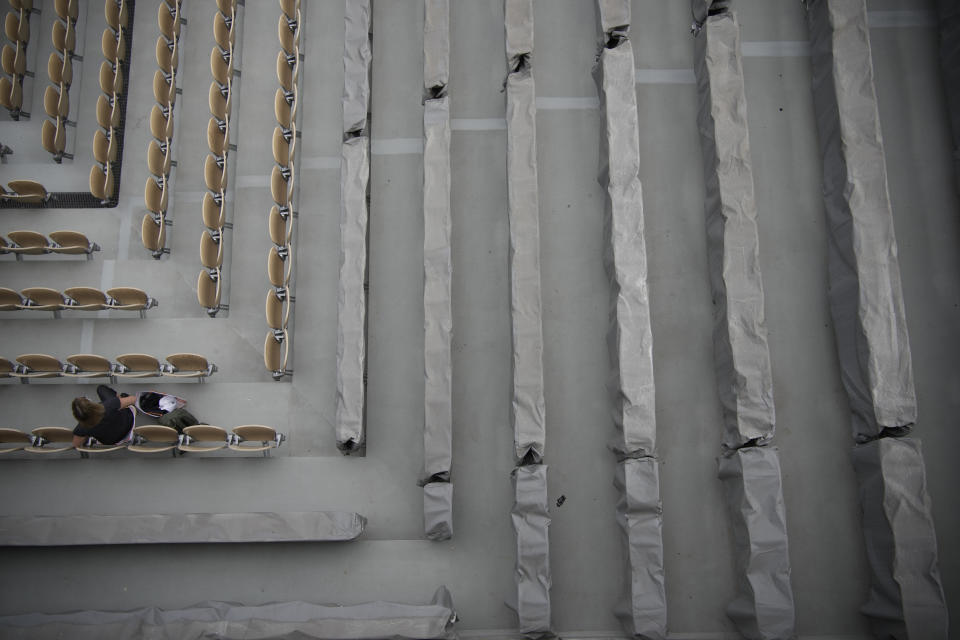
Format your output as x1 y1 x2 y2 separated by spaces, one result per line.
0 428 32 451
197 270 221 310
20 288 64 309
65 353 113 374
264 331 289 378
63 287 108 309
50 231 95 253
8 230 50 254
200 231 223 270
115 353 161 375
106 286 151 308
0 288 24 310
16 353 63 374
202 192 226 230
141 214 166 253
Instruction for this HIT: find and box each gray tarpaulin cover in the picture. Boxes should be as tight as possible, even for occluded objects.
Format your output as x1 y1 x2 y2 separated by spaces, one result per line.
337 136 370 453
423 482 453 541
612 458 666 640
424 0 449 91
807 0 916 442
595 38 657 459
852 437 948 639
505 0 534 64
597 0 630 35
0 511 366 546
342 0 372 135
694 11 776 450
510 464 552 637
0 586 457 640
718 447 795 640
937 0 960 190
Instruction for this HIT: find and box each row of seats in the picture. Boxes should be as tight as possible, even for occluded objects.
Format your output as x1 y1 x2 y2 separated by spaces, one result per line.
143 0 183 259
0 286 156 317
1 229 99 259
198 0 241 317
265 0 301 380
89 0 129 204
1 352 216 381
0 2 32 119
0 425 284 456
0 179 49 203
40 0 79 161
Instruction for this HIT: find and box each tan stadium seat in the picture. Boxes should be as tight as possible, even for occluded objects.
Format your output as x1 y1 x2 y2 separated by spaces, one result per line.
105 0 128 32
7 180 49 203
147 139 172 178
50 231 100 257
99 60 123 95
51 19 74 54
204 154 227 192
0 76 15 113
107 287 158 315
96 94 120 129
202 191 226 231
197 270 223 317
2 43 24 76
275 88 294 130
0 428 32 453
266 290 291 338
210 47 234 88
278 14 296 56
157 2 179 40
272 126 294 168
144 176 168 216
164 353 217 379
213 12 234 50
129 425 179 455
279 0 299 21
114 353 162 378
141 213 167 258
55 0 79 23
63 287 110 310
89 164 115 202
102 28 125 64
7 230 50 255
200 230 223 272
43 84 69 119
10 0 34 12
216 0 237 15
76 438 129 454
277 51 297 93
154 70 176 107
13 354 63 380
179 425 229 453
268 245 293 288
0 235 8 254
41 118 67 162
229 425 284 454
209 82 231 123
5 10 28 44
150 104 174 141
269 205 292 246
271 164 294 206
93 128 117 166
48 51 72 86
0 357 14 376
264 331 291 380
19 287 64 313
27 427 75 453
63 353 114 378
156 35 178 73
207 118 229 157
0 288 25 310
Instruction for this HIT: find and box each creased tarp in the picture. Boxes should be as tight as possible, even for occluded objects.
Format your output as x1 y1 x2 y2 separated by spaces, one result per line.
594 39 657 459
807 0 917 442
0 587 457 640
718 447 795 640
612 458 666 640
336 136 370 453
424 481 453 542
691 0 712 28
937 0 960 192
423 98 453 482
505 0 534 63
852 437 948 640
0 511 366 545
597 0 630 36
343 0 372 134
424 0 449 90
506 68 546 465
510 464 552 637
694 11 776 449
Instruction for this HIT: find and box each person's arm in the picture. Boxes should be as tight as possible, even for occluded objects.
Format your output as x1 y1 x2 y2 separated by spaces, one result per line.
72 435 85 448
118 395 137 409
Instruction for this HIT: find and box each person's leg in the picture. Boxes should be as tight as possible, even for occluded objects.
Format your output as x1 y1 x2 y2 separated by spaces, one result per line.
96 384 118 401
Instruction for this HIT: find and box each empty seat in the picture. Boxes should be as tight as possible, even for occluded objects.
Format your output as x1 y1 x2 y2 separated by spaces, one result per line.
7 180 49 203
266 290 290 339
153 70 176 107
196 270 223 317
0 357 14 376
157 1 179 40
150 104 174 142
96 94 120 129
202 191 226 231
48 51 71 86
99 60 123 95
107 287 157 314
277 14 296 55
147 139 172 177
2 42 25 76
204 154 227 192
54 0 79 23
7 230 51 255
277 51 298 92
210 47 233 87
216 0 237 15
268 245 292 289
269 205 292 246
50 231 100 256
264 330 290 379
19 287 64 312
144 176 168 216
89 164 115 202
279 0 299 21
213 11 234 50
76 437 129 453
229 425 284 454
200 230 223 272
0 428 32 453
270 165 293 208
105 0 128 32
275 88 294 130
141 213 167 258
93 128 117 166
114 353 162 378
272 126 293 168
5 10 28 44
41 118 67 161
43 84 69 119
0 288 24 310
27 427 75 453
128 425 179 454
179 425 230 453
207 118 229 157
51 19 75 53
13 354 63 380
155 35 178 72
164 353 218 378
102 27 123 63
63 353 115 378
63 286 110 310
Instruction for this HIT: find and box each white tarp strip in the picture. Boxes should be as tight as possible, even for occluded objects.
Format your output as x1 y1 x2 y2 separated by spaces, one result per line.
0 511 366 545
505 0 534 65
694 11 777 450
423 481 453 541
424 0 449 91
851 438 948 639
597 0 630 36
596 39 657 459
336 136 370 453
717 447 795 640
807 0 917 442
0 587 457 640
343 0 372 135
937 0 960 191
612 458 666 640
510 464 552 637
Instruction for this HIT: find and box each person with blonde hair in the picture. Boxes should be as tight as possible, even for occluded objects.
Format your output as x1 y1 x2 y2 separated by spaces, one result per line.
71 385 137 448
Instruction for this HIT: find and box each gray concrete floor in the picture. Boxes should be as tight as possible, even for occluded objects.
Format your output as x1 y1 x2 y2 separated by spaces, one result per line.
0 0 957 636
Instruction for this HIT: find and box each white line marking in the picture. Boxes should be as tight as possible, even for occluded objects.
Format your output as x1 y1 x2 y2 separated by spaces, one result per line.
450 118 507 131
370 138 424 155
635 68 696 84
868 10 935 29
741 41 811 57
536 97 599 110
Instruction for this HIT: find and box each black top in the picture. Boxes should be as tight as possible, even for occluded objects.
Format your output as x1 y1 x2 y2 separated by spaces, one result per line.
73 396 134 445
